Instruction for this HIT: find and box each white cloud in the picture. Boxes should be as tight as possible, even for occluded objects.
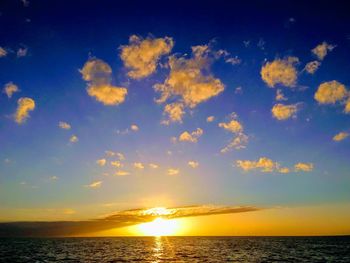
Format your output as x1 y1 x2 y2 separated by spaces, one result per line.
17 47 28 58
120 35 174 79
3 82 19 98
14 97 35 124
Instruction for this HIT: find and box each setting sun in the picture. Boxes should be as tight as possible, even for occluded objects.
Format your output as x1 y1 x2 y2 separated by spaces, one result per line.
137 218 180 236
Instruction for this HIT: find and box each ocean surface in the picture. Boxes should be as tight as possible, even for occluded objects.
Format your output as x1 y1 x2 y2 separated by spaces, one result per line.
0 236 349 262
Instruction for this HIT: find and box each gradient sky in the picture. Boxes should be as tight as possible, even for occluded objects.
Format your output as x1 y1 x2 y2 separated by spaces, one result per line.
1 0 350 236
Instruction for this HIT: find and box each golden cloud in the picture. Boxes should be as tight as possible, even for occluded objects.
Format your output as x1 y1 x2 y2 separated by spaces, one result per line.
314 80 347 105
261 57 298 88
81 58 127 106
96 159 106 166
219 113 248 152
149 163 159 169
114 170 130 176
333 132 349 142
271 103 298 120
58 121 71 130
14 97 35 124
120 35 174 79
275 89 287 101
3 82 19 98
0 47 7 57
188 161 199 168
154 44 225 122
236 157 279 172
218 119 243 133
312 42 335 60
163 102 185 124
111 161 123 168
345 99 350 114
87 84 127 106
85 181 102 188
178 128 203 143
206 116 215 122
304 61 321 74
168 168 180 175
294 162 314 172
70 135 78 143
134 162 145 169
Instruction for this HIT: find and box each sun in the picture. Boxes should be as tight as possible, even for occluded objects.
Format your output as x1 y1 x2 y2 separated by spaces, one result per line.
137 217 179 236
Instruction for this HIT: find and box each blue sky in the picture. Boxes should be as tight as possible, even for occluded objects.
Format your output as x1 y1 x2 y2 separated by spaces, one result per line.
0 0 350 224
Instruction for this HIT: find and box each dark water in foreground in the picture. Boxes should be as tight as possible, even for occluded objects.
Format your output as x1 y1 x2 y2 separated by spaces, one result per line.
0 236 350 262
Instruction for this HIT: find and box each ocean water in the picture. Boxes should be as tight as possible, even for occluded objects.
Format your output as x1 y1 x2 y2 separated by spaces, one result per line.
0 236 349 262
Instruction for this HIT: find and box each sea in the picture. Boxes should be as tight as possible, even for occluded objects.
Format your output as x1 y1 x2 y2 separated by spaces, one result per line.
0 236 349 262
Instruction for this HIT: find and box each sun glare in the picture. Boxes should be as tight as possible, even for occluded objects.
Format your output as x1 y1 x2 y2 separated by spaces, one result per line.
137 217 179 236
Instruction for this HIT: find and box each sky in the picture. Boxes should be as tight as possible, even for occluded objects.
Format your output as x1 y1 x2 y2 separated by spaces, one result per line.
0 0 350 236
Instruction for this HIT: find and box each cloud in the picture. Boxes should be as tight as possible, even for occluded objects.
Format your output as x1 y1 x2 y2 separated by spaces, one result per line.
162 102 185 124
236 157 279 172
114 170 130 176
86 181 102 188
275 89 287 101
154 44 225 122
219 113 248 152
278 167 290 174
261 57 299 88
168 168 180 175
304 61 321 74
294 162 314 172
0 47 7 57
14 97 35 124
105 151 116 157
134 162 145 169
149 163 159 169
0 205 260 237
333 132 349 142
96 159 106 166
345 99 350 114
312 42 335 60
130 124 139 131
188 161 199 168
80 58 127 106
50 176 58 180
236 157 312 173
219 119 243 133
111 161 123 168
206 116 215 122
120 35 174 79
271 103 298 120
314 81 348 106
70 135 78 143
17 47 28 58
58 121 71 130
178 128 203 143
3 82 19 98
87 85 127 106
